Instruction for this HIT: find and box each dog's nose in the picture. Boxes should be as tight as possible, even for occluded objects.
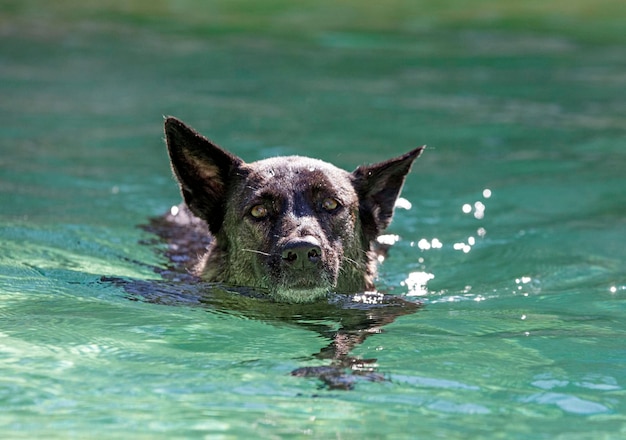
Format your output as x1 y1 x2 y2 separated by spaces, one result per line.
281 238 322 268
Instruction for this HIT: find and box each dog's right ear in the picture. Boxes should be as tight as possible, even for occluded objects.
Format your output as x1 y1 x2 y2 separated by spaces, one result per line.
164 117 244 234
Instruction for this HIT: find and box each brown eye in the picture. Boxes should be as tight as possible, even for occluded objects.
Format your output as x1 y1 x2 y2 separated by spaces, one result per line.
321 197 339 212
250 204 268 219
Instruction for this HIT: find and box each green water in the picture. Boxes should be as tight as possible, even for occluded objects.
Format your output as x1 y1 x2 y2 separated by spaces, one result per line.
1 1 625 438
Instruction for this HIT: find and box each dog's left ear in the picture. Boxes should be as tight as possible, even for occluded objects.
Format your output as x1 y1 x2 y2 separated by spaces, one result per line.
164 117 244 234
352 146 425 237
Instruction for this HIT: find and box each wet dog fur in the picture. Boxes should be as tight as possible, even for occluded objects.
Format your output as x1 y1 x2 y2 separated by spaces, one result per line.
164 117 423 303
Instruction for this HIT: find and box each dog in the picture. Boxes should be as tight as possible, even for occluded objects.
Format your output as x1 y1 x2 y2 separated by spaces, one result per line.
162 117 424 303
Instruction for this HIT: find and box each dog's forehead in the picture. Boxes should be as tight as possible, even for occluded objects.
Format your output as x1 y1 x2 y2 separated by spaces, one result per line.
246 156 353 189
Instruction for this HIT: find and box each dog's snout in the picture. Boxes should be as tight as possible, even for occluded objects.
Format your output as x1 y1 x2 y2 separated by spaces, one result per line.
281 237 322 268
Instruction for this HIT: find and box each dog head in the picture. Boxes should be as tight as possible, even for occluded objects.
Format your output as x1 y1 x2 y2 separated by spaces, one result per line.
165 117 423 302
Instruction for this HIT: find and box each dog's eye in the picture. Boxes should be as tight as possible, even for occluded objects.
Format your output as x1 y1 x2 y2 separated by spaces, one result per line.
250 204 269 219
321 197 340 212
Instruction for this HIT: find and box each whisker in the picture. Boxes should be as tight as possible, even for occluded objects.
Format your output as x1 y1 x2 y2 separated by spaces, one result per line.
340 256 366 272
241 248 272 257
343 257 360 266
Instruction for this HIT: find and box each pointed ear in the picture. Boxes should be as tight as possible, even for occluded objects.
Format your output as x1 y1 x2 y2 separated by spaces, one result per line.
164 117 244 234
352 146 425 238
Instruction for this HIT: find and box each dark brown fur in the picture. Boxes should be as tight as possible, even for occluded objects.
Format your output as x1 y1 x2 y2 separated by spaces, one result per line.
164 117 423 303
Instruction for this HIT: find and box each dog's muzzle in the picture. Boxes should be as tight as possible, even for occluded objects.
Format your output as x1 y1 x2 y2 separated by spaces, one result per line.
268 236 334 302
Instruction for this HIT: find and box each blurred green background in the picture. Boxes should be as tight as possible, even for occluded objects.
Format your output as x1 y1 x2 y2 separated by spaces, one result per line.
3 0 625 43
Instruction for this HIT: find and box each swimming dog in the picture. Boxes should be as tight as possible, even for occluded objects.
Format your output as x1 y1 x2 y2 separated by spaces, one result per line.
163 117 424 303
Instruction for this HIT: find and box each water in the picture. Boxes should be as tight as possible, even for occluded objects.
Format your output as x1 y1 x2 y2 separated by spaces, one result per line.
2 2 626 438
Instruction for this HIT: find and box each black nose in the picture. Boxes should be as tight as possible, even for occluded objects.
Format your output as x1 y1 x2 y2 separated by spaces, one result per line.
281 238 322 268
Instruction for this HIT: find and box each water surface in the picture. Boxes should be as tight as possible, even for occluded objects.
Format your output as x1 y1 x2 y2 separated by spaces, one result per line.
1 2 625 438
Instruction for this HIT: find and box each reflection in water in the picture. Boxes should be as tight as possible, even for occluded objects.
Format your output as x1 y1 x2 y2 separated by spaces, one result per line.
103 213 422 390
402 271 435 297
416 238 443 250
408 187 493 260
397 187 496 299
109 277 421 390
